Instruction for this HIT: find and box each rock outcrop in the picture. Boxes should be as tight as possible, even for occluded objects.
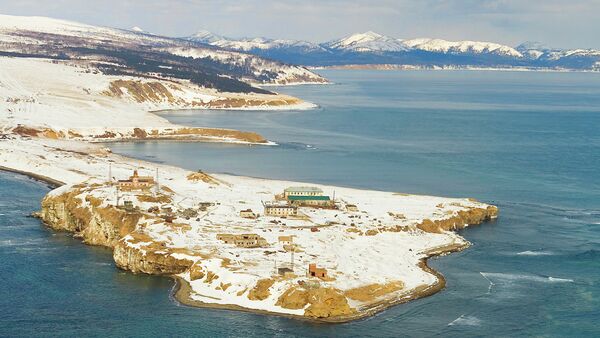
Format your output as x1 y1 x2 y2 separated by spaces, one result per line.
417 205 498 233
40 187 193 275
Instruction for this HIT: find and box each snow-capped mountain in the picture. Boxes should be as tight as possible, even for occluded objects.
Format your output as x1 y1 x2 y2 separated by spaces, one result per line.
402 38 522 58
0 14 327 91
186 31 326 53
184 30 600 70
324 31 408 52
130 26 145 33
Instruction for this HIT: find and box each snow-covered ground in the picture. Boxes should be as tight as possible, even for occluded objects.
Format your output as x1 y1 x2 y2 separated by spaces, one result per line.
0 56 314 141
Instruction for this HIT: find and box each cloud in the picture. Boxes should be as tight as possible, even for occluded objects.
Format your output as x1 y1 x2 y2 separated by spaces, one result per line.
0 0 599 48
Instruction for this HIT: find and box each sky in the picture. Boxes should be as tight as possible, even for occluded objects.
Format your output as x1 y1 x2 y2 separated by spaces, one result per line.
1 0 599 49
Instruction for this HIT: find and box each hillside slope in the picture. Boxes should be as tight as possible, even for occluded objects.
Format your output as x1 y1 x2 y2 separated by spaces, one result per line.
0 14 327 91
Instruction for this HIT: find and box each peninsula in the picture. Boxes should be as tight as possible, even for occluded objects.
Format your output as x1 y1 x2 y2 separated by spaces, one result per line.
0 14 497 323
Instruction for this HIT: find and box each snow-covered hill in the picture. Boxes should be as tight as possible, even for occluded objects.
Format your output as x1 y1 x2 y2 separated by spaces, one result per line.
0 14 327 88
186 31 326 53
324 31 408 52
401 38 522 57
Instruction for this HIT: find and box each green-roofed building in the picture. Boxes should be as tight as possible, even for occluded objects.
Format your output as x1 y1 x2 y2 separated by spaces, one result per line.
283 186 324 199
287 195 334 207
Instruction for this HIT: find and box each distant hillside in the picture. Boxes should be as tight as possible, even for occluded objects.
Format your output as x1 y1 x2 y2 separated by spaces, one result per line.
185 31 600 71
0 14 327 94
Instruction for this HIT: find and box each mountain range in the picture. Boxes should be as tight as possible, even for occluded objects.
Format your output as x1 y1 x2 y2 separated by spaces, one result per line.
185 31 600 71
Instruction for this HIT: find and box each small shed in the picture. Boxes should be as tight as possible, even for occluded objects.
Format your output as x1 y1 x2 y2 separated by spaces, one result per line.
308 263 327 279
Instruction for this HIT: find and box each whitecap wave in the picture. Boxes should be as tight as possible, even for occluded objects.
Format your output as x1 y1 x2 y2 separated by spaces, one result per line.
516 250 555 256
448 315 482 326
481 272 573 284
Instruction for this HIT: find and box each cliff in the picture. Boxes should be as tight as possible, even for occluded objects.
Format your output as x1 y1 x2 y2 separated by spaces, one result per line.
40 186 194 275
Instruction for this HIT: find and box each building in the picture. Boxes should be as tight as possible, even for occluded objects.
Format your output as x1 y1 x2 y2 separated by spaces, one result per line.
240 209 257 219
118 170 154 190
264 202 298 217
278 235 294 246
198 202 214 211
217 233 268 248
178 208 198 219
287 195 334 208
278 267 295 278
283 186 324 199
346 204 358 212
122 200 135 212
308 263 328 279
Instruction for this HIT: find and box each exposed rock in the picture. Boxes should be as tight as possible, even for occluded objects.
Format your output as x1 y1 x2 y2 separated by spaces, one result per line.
40 186 193 274
113 238 193 274
417 205 498 233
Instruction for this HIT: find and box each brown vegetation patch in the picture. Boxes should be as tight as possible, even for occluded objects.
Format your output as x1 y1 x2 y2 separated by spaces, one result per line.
203 97 302 109
186 171 220 185
343 281 405 302
247 278 275 301
304 288 355 318
275 286 355 318
133 128 147 138
167 127 267 143
136 194 172 204
205 271 219 284
189 262 205 281
218 283 232 291
104 80 178 104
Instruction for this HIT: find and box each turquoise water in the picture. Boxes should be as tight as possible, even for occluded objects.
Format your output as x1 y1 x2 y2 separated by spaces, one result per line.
2 70 600 336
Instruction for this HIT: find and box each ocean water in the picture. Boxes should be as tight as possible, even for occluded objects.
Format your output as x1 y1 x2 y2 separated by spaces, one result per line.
2 70 599 336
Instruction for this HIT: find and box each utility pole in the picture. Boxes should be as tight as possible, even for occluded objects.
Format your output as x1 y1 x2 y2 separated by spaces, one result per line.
154 167 160 196
115 185 120 207
291 244 295 272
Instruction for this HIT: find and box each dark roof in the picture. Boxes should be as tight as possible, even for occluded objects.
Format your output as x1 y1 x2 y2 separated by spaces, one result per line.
288 195 331 201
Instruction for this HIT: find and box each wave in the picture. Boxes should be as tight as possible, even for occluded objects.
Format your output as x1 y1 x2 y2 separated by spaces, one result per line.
481 272 574 284
516 250 555 256
448 315 482 326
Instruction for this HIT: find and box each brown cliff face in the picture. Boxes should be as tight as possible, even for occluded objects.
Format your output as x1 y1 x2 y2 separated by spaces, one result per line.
417 205 498 233
40 187 193 275
112 240 193 275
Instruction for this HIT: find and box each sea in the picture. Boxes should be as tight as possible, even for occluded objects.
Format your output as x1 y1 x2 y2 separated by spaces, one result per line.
1 70 599 337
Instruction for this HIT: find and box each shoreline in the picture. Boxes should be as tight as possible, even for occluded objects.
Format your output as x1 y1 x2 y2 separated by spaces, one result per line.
312 64 600 73
0 165 64 188
171 240 470 323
